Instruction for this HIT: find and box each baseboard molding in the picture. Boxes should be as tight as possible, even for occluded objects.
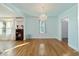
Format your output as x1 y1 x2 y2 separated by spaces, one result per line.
26 38 58 40
68 43 79 52
0 38 58 41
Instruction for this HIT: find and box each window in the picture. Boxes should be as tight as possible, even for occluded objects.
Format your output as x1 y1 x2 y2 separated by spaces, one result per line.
0 22 3 28
40 21 46 33
6 29 11 36
6 22 12 28
0 29 2 35
0 21 12 36
0 22 3 35
6 21 12 36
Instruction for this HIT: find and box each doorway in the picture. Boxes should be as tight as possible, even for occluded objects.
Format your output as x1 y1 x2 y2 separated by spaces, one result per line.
15 17 24 41
61 17 68 44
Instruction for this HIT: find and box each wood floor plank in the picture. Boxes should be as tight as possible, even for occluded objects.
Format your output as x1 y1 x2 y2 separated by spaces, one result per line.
0 39 79 56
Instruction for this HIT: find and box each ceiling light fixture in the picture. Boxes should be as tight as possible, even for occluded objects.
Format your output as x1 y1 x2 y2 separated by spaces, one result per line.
39 5 47 21
39 14 47 21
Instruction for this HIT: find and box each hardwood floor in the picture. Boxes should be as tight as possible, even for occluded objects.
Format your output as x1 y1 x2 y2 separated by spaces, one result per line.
0 39 79 56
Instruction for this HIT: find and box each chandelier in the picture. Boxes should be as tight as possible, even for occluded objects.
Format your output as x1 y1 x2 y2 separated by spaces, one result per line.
39 5 47 21
39 14 47 21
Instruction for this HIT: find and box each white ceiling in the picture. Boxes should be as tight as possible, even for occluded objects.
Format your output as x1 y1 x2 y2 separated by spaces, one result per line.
5 3 77 16
0 4 16 17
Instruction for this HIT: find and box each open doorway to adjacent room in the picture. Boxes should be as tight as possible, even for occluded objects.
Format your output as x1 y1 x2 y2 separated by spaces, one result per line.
61 16 68 44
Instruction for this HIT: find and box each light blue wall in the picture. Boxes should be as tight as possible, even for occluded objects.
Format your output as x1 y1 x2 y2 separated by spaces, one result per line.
25 16 59 39
59 5 78 51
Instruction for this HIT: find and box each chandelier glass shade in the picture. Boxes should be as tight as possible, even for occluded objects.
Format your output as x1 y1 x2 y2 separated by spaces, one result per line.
39 14 47 21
